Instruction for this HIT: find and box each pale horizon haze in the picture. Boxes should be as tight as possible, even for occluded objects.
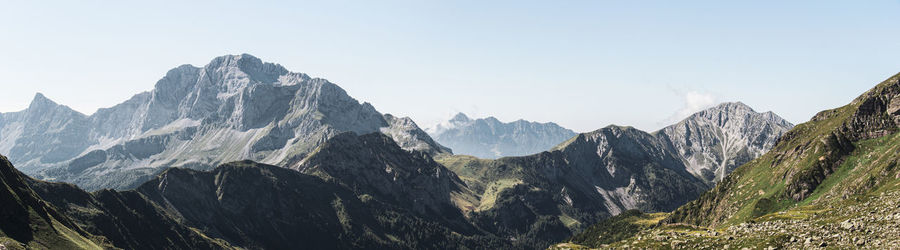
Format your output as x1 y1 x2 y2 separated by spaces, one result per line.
2 1 900 132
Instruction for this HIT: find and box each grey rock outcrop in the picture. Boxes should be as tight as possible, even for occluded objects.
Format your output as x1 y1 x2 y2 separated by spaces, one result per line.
381 114 452 156
0 94 93 170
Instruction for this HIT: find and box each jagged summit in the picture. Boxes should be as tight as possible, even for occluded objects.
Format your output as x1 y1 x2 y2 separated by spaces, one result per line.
31 92 51 103
204 54 291 84
380 114 452 156
27 92 61 111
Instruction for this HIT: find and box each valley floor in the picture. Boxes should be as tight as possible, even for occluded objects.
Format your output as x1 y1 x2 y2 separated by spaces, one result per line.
553 187 900 249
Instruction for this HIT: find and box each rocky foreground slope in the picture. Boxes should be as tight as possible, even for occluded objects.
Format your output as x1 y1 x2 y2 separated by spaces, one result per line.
557 72 900 249
0 54 448 190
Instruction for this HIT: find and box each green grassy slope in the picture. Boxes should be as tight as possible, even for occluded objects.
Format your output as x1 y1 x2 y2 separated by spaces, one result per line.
0 155 108 250
557 72 900 249
665 72 900 227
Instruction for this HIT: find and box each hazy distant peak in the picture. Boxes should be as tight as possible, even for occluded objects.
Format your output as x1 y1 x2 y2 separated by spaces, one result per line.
450 112 471 122
430 113 576 158
30 92 53 104
482 116 502 123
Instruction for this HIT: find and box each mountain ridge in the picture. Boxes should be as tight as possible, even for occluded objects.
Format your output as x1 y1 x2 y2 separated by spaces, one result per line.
436 101 792 247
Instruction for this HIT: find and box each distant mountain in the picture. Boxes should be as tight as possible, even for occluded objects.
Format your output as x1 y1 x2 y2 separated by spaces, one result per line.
436 102 792 247
0 54 449 190
560 73 900 249
428 113 576 158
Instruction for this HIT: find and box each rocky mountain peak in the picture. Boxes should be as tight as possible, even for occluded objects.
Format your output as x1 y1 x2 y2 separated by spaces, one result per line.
380 114 452 155
206 54 291 84
27 92 62 111
659 102 794 184
714 101 753 111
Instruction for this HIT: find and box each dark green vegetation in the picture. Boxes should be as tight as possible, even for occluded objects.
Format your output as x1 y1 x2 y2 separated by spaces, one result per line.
1 152 233 250
292 132 473 227
0 133 515 249
566 210 666 248
0 155 107 249
558 72 900 249
28 178 232 250
133 160 508 249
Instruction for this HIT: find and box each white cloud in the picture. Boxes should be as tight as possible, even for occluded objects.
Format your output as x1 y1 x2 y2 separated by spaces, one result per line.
679 91 717 118
659 91 717 127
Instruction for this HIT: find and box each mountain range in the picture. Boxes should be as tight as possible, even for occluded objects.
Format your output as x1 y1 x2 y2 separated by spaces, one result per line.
0 54 799 249
436 102 792 246
427 113 577 159
0 54 448 191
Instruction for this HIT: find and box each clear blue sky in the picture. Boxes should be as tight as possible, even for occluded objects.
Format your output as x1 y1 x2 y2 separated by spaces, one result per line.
2 1 899 132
